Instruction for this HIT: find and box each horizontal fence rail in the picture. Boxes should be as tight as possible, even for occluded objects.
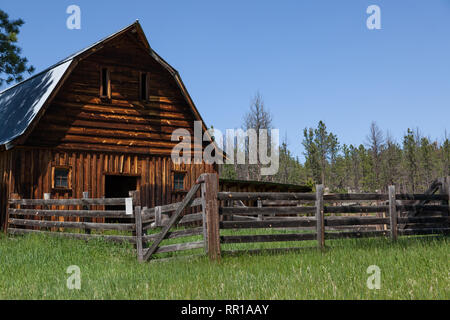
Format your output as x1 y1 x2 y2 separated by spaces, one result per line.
7 228 137 243
8 209 129 218
8 198 129 206
218 192 449 202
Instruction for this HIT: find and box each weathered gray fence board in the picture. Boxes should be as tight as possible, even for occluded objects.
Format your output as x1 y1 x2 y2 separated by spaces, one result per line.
8 198 128 206
7 228 136 243
218 192 316 201
221 233 316 244
324 206 388 213
9 208 129 219
220 206 316 215
217 192 448 202
8 218 135 231
141 198 203 220
398 227 450 236
325 217 390 226
143 227 204 243
326 230 389 239
144 241 204 254
220 219 317 229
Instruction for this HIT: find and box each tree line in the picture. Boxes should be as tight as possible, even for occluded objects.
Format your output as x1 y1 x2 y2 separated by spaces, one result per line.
220 93 450 193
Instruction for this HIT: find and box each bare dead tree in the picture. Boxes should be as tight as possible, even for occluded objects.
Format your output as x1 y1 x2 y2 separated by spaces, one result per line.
366 121 385 189
242 92 273 181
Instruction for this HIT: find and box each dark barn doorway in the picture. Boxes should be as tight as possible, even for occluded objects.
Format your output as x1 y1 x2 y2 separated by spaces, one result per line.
104 175 139 213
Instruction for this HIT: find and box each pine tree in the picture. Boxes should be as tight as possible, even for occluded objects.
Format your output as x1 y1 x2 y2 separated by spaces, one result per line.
403 129 420 193
0 10 34 85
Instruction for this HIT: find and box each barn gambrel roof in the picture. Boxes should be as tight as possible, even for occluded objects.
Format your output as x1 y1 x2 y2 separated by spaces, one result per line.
0 21 213 151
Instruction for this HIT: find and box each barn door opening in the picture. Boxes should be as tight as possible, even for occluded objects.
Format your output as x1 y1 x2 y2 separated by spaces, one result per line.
104 175 139 211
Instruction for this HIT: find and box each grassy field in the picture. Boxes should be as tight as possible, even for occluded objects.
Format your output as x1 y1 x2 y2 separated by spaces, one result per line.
0 232 448 299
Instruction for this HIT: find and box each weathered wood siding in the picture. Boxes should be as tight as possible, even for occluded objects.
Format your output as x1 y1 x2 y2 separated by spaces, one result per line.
25 32 203 155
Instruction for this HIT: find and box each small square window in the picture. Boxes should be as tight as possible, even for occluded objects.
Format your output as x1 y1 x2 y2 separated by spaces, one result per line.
173 172 185 191
53 167 71 189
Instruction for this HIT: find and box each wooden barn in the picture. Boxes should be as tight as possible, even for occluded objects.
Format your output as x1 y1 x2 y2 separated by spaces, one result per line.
0 21 219 230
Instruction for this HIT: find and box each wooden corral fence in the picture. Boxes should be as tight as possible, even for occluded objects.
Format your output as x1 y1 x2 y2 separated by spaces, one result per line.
5 174 450 262
134 174 449 262
7 191 140 243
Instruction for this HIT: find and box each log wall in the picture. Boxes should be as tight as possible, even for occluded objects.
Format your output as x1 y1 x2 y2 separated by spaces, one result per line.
25 32 206 155
7 148 215 210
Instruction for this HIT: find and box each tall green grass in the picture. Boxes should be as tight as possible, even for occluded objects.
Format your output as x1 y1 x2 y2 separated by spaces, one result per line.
0 233 448 299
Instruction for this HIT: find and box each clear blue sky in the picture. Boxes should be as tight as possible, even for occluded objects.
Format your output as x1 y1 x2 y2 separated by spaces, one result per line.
2 0 450 160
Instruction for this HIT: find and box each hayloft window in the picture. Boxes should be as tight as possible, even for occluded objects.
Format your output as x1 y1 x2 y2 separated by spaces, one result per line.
140 72 149 101
52 167 71 189
100 67 110 98
173 172 186 191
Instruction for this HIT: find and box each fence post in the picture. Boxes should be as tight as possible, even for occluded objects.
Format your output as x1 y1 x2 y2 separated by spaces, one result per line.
5 193 20 234
201 191 208 254
129 191 140 249
389 185 398 241
155 206 162 227
257 200 263 221
135 206 143 262
82 192 91 234
43 193 51 231
201 173 221 261
441 177 450 228
315 185 325 249
129 190 141 207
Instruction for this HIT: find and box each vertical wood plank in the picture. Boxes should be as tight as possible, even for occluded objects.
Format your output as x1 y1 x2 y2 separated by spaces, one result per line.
315 185 325 249
389 185 398 241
